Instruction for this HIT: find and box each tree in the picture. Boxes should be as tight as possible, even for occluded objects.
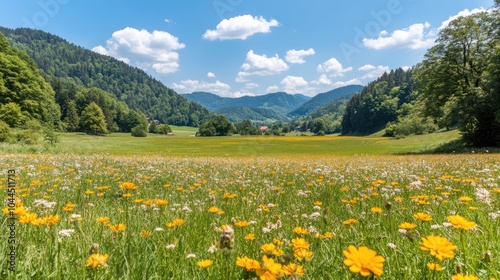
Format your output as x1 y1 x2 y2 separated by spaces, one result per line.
0 102 23 127
148 121 158 133
311 118 326 135
415 10 500 146
79 102 108 135
63 100 79 132
197 115 235 136
235 119 260 135
131 125 147 137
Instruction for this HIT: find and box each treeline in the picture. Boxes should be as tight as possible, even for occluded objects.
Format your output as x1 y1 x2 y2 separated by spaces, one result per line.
0 27 212 126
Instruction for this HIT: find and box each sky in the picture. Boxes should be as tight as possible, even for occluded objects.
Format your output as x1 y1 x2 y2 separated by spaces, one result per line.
0 0 495 97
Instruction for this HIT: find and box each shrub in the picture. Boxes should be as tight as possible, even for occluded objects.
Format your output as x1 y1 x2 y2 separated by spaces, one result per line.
131 125 148 137
0 120 11 142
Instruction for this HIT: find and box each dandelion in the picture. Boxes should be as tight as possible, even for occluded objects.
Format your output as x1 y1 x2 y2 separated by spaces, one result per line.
96 216 110 225
140 230 152 237
427 262 443 271
119 182 137 190
244 233 255 240
166 218 185 227
399 222 417 230
343 245 385 277
447 215 477 230
420 235 457 261
343 218 357 226
414 212 433 221
109 223 126 232
370 207 383 213
293 226 310 235
197 259 213 268
452 274 479 280
235 220 250 227
86 253 109 268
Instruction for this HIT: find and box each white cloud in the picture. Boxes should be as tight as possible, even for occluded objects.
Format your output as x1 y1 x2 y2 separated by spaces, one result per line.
359 65 390 80
236 50 289 82
401 66 411 71
317 58 353 77
203 15 279 41
438 8 486 31
266 85 279 92
311 74 332 86
332 79 361 89
363 23 435 50
285 48 315 64
245 83 259 89
92 27 185 74
172 80 232 97
281 76 309 94
207 72 216 78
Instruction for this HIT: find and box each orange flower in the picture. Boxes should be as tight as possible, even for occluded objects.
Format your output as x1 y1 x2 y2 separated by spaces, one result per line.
420 235 457 261
119 182 137 190
109 223 126 232
399 222 417 230
343 245 384 277
197 259 213 269
86 253 109 268
414 212 433 221
447 215 476 230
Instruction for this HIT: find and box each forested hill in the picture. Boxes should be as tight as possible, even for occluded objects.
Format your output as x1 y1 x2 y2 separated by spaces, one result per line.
0 27 212 126
287 85 363 117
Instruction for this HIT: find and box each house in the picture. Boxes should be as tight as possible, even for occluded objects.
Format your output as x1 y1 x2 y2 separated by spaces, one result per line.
260 126 268 131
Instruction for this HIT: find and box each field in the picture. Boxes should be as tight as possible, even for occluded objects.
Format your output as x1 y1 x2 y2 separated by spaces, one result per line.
1 131 499 279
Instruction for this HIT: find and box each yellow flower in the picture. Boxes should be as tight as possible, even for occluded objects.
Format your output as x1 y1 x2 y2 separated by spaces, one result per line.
313 201 323 206
96 216 110 225
452 274 479 280
399 222 417 230
244 233 255 240
370 207 383 213
283 263 305 277
45 215 60 225
109 223 126 232
140 230 152 237
154 199 168 206
122 193 132 198
31 218 47 226
447 215 476 230
414 212 433 221
86 253 109 268
208 206 222 213
235 220 249 227
292 238 310 251
236 256 260 271
119 182 137 190
19 213 38 224
167 218 185 227
85 190 95 195
261 243 284 257
420 235 457 261
427 262 443 271
197 259 213 269
343 218 357 226
294 248 313 262
343 245 385 277
292 226 310 235
256 255 284 280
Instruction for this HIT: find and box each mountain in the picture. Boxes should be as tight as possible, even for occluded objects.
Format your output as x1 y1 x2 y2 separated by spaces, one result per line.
287 85 363 117
0 27 212 126
182 91 311 122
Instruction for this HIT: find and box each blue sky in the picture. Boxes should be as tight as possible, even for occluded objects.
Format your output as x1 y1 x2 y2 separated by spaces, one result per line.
0 0 494 97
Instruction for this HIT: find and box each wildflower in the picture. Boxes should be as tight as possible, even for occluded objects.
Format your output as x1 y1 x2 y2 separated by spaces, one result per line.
343 245 385 277
96 216 110 225
387 243 397 249
235 220 250 227
447 215 477 230
109 223 126 232
155 199 168 206
256 255 284 280
452 274 478 280
236 256 260 271
119 182 137 190
283 263 305 277
197 259 213 268
414 212 433 221
399 222 417 230
261 243 284 257
166 244 176 250
290 227 308 236
244 233 255 240
343 218 357 226
166 218 185 227
86 253 109 268
292 238 310 251
208 206 223 213
186 253 196 259
58 229 75 237
370 207 383 213
294 248 313 262
427 262 443 271
140 230 152 237
420 235 457 261
122 193 132 198
19 213 38 224
208 245 217 253
69 214 83 222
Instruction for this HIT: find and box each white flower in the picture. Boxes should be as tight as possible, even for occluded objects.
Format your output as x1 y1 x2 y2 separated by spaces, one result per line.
208 245 218 253
166 244 176 250
387 243 397 249
309 212 321 220
186 253 196 259
398 229 407 234
154 227 164 231
182 206 192 212
58 229 75 237
442 222 452 227
430 224 442 229
313 205 321 211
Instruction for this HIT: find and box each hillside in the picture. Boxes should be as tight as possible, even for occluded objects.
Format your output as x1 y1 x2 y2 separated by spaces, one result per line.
0 27 212 126
182 91 310 121
287 85 363 117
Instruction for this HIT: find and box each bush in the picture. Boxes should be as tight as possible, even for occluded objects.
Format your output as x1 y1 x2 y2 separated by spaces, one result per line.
16 130 41 145
131 125 147 137
385 115 437 138
157 124 172 134
0 120 11 142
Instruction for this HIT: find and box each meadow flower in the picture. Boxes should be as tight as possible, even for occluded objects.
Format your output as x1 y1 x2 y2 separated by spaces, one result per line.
414 212 433 221
207 245 217 253
370 207 383 213
186 253 196 259
236 256 260 271
420 235 457 261
292 238 310 251
86 253 109 268
447 215 477 230
261 243 284 257
343 245 384 277
283 263 305 277
119 182 137 190
208 206 223 214
45 215 60 225
294 249 313 262
166 244 176 250
244 233 256 240
235 220 250 227
427 262 443 271
399 222 417 230
452 274 479 280
197 259 213 268
109 223 126 232
167 218 185 227
387 243 397 249
343 219 357 226
256 255 284 280
96 216 110 225
19 213 38 224
140 230 152 237
58 229 75 237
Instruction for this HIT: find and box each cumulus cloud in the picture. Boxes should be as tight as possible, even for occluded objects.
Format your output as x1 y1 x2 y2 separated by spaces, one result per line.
236 50 289 82
285 48 315 64
203 15 279 40
266 85 279 93
332 78 362 89
358 64 390 80
172 80 232 97
92 27 185 74
281 76 309 94
207 72 216 78
245 83 259 89
363 22 435 50
317 58 353 77
438 8 486 31
311 74 333 86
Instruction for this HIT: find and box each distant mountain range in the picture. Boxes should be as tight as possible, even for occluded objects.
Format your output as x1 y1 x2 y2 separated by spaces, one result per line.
182 85 364 122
